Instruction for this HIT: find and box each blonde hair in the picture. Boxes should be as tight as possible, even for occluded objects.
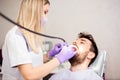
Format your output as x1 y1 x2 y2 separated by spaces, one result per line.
17 0 44 53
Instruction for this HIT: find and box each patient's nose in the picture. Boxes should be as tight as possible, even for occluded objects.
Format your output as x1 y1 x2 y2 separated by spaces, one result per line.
73 39 78 45
73 41 76 45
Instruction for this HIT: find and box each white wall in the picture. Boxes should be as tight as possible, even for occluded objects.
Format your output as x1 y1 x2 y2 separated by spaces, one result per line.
0 0 120 79
0 0 21 48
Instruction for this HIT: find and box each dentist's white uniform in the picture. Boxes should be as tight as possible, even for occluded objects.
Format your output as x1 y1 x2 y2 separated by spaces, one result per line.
2 26 43 80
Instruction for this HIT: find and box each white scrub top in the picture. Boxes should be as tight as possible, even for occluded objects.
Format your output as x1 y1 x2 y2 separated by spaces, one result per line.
2 26 43 80
49 68 103 80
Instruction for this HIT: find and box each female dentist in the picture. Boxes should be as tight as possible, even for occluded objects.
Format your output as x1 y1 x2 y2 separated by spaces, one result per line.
1 0 76 80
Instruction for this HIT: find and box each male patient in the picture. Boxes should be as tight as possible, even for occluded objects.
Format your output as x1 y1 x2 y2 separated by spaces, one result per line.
49 32 103 80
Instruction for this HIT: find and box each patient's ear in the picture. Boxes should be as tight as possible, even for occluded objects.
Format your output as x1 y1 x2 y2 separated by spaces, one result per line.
87 51 95 59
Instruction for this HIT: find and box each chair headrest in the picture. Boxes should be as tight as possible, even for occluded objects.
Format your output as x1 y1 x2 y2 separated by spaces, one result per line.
90 50 107 77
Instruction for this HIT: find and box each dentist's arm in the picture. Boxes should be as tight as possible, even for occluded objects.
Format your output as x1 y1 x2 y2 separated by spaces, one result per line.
18 58 59 80
18 45 75 80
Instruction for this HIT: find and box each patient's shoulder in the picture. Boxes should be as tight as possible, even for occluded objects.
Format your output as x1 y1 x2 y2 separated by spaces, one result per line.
87 68 103 80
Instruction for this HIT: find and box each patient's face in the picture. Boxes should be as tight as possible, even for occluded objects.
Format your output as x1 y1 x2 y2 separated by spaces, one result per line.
69 38 92 66
73 38 92 54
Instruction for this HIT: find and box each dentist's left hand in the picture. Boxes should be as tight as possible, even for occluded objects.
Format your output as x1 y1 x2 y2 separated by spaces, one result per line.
49 43 64 58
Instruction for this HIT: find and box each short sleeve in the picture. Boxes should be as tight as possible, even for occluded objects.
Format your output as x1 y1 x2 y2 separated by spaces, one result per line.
6 31 32 67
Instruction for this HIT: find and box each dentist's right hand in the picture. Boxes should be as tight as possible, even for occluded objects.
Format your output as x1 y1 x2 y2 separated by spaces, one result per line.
55 45 76 64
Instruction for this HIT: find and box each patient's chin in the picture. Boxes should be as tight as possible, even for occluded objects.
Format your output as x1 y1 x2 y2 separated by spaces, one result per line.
69 53 87 66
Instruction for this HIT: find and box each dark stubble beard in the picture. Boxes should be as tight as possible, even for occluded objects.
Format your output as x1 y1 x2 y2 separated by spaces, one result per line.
69 51 88 66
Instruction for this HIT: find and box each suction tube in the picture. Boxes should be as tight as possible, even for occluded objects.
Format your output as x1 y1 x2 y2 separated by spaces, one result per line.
0 12 66 42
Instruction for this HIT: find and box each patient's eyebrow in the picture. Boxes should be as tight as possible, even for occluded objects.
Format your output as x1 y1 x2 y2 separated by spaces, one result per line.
80 38 87 42
80 38 90 44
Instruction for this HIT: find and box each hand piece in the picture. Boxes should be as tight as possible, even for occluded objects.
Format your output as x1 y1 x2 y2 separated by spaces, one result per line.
55 45 76 64
49 43 63 58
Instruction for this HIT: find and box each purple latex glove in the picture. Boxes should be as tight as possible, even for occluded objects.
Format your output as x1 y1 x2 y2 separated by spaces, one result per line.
55 45 76 64
49 43 63 58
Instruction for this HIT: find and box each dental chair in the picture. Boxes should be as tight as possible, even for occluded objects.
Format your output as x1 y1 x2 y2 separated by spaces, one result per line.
90 50 107 79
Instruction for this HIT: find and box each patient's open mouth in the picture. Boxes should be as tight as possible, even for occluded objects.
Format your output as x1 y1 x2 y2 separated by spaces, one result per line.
72 44 79 52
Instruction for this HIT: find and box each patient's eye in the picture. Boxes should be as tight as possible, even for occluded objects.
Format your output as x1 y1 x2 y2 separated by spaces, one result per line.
80 41 84 44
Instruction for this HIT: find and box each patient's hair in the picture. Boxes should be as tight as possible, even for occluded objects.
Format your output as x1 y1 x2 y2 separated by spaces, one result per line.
69 32 98 66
